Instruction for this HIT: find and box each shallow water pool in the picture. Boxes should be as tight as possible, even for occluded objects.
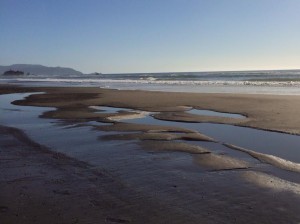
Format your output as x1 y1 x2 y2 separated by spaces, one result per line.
125 114 300 163
188 109 246 119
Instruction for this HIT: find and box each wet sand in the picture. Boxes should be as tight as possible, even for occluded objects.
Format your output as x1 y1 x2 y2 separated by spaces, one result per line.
1 84 300 223
1 84 299 134
0 125 206 224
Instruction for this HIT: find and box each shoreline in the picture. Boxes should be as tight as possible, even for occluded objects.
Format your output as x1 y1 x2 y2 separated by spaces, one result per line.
2 79 300 97
1 84 300 135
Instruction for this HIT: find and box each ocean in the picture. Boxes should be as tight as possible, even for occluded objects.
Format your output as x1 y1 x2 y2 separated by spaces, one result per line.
1 70 300 94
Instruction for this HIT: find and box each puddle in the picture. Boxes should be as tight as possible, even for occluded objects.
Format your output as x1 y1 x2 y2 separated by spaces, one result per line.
0 93 110 152
188 109 246 119
125 115 300 163
0 93 51 129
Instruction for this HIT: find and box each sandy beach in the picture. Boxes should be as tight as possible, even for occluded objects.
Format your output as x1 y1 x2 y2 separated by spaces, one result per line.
1 84 300 223
2 1 300 223
2 84 299 134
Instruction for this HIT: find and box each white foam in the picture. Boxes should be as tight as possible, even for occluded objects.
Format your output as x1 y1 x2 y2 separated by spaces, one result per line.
7 78 300 87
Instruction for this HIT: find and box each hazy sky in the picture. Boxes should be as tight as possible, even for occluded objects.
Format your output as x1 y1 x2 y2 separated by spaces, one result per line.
1 0 300 73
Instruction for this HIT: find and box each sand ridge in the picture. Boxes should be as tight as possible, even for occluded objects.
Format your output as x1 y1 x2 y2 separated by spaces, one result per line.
224 143 300 173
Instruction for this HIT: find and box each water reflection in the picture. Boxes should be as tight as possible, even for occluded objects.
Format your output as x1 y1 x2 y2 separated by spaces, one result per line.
188 109 246 119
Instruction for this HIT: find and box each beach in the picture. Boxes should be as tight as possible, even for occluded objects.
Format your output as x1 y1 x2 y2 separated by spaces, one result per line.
2 84 300 134
2 0 300 223
0 84 300 223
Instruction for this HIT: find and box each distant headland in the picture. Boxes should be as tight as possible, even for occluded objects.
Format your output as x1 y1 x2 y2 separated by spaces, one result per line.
0 64 84 76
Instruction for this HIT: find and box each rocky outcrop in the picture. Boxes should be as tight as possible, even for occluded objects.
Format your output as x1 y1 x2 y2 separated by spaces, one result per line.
3 70 24 76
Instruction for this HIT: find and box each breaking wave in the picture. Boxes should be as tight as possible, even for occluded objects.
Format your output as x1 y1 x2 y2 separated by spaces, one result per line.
9 78 300 87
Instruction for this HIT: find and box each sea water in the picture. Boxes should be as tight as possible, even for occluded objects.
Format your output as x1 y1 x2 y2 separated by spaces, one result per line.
1 69 300 95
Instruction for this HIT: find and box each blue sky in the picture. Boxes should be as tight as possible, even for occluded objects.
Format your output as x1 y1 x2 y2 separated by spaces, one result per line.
1 0 299 73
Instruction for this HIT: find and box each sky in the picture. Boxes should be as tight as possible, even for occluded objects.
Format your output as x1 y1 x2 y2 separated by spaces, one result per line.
0 0 300 73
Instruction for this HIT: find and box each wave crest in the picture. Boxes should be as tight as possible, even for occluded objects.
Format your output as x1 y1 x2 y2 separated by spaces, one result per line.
9 78 300 87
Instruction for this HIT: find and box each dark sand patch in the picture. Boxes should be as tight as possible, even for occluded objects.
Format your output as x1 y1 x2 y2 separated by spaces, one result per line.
0 84 39 95
178 132 215 142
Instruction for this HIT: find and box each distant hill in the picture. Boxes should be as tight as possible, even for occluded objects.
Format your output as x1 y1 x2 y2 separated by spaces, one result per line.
0 64 83 76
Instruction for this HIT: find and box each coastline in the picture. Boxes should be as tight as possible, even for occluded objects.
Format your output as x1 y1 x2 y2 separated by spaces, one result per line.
1 84 300 223
2 84 299 135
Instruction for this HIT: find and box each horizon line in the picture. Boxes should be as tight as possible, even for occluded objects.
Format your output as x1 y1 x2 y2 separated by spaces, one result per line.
1 64 300 74
103 68 300 75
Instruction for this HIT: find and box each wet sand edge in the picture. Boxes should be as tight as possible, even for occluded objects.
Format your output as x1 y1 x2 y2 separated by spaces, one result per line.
1 84 299 135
